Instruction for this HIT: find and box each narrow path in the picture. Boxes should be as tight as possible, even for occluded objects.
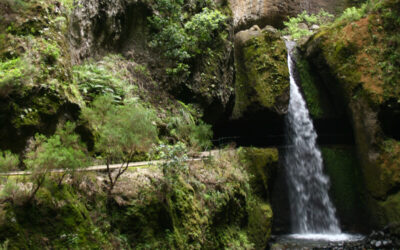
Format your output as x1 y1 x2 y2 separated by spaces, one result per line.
0 150 223 176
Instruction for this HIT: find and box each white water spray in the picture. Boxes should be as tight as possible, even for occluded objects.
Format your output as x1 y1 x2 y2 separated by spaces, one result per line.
284 40 341 235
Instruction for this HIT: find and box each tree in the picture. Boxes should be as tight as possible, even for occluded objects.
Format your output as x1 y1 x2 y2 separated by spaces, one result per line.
0 151 20 204
24 122 88 202
82 95 158 194
0 150 19 173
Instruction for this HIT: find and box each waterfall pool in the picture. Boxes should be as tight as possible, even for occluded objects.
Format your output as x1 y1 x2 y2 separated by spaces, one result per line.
284 233 364 241
271 233 365 249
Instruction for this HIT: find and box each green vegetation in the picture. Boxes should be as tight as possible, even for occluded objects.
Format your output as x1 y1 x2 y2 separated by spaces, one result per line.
238 147 278 197
283 10 334 40
165 102 213 150
81 95 158 194
3 0 399 247
148 0 228 78
0 151 19 173
304 0 400 228
233 30 289 118
0 57 32 97
238 147 278 248
0 148 276 249
296 58 335 118
312 0 400 104
333 0 383 24
24 122 88 200
377 192 400 227
321 147 365 226
0 0 79 131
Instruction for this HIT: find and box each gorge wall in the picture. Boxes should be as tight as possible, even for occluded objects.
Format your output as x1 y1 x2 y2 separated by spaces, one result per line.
1 0 399 248
302 0 400 229
229 0 351 31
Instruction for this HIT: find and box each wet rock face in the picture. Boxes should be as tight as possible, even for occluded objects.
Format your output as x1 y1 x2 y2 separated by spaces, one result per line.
228 0 346 31
302 1 400 227
69 0 152 63
69 0 235 128
232 25 289 119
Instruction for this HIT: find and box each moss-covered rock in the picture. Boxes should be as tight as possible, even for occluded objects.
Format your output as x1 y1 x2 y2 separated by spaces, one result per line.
295 57 337 119
0 182 111 249
239 147 279 198
0 0 83 153
247 198 273 249
377 192 400 228
303 0 400 228
238 147 278 246
0 150 276 249
232 26 289 119
321 146 367 230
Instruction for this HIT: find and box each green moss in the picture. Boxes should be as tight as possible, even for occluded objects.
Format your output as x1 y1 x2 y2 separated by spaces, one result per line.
0 0 83 141
0 182 110 249
238 147 279 197
237 147 277 246
321 146 365 226
305 4 400 226
233 31 289 118
374 139 400 196
296 58 335 118
377 192 400 227
309 0 400 106
247 197 272 249
0 150 275 249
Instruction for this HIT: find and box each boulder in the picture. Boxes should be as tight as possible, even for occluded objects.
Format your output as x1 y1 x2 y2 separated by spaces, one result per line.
302 2 400 227
232 26 289 119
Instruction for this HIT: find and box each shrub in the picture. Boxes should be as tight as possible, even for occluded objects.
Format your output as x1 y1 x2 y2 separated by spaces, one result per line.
0 179 27 205
0 57 33 97
184 8 227 54
336 7 366 23
189 121 213 150
166 102 213 150
81 95 158 194
283 10 334 40
155 142 189 179
73 56 133 102
0 151 21 205
24 122 88 201
0 151 19 173
148 2 227 77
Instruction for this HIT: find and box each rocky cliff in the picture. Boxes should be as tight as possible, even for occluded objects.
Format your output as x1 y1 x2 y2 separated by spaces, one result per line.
302 0 400 228
229 0 350 31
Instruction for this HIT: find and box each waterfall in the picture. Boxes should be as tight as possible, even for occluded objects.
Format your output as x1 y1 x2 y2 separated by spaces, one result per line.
284 40 341 235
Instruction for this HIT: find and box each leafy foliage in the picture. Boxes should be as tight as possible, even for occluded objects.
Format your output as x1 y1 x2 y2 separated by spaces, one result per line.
148 1 227 77
334 0 382 24
166 102 213 150
283 10 334 40
24 122 88 199
155 142 189 179
0 57 34 97
82 95 158 160
0 151 19 172
81 95 158 193
184 8 227 54
73 55 136 102
336 6 366 23
0 178 27 205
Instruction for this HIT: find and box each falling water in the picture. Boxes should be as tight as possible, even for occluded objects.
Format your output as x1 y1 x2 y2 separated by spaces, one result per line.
284 40 341 235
